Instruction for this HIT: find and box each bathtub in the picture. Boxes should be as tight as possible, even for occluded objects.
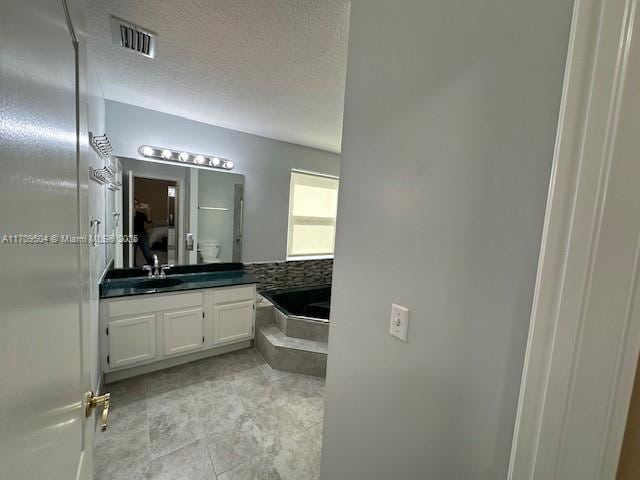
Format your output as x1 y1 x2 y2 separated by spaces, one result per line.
261 284 331 322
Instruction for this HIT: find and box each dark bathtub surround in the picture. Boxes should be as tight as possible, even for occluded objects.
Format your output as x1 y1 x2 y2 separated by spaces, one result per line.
262 285 331 321
243 259 333 292
255 286 329 377
256 325 327 377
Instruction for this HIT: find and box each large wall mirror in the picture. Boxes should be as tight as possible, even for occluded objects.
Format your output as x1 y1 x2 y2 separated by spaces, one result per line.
119 157 244 267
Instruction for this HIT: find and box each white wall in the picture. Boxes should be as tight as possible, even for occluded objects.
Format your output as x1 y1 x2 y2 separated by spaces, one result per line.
321 1 574 479
106 101 341 262
86 56 111 393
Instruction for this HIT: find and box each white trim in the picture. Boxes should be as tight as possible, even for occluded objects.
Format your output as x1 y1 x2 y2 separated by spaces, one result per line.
290 167 339 180
508 0 640 478
98 259 112 285
188 168 199 264
286 169 340 258
286 254 334 261
127 170 134 267
131 172 186 265
114 161 123 268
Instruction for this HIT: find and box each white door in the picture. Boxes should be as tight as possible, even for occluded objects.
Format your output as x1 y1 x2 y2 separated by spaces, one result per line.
213 301 255 345
127 170 134 267
115 164 124 268
0 1 94 479
187 168 199 264
163 308 205 356
107 314 157 368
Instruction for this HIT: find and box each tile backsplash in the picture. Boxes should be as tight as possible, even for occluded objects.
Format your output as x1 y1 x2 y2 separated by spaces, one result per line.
244 259 333 292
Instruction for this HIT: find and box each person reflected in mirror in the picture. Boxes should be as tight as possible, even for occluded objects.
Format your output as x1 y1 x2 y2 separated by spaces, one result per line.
133 198 153 267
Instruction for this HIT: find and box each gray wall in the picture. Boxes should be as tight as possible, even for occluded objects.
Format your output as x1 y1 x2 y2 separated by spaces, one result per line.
321 1 573 479
106 101 341 262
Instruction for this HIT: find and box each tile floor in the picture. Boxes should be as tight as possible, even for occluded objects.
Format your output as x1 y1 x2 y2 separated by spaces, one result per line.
94 348 324 480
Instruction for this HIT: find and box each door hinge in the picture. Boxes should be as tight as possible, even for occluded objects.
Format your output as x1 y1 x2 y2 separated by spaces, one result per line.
107 355 110 364
202 336 205 343
106 327 109 335
253 304 255 310
202 312 205 318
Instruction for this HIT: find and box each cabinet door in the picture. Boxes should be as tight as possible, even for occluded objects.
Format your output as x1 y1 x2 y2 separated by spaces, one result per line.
213 300 254 345
108 314 156 368
163 308 205 356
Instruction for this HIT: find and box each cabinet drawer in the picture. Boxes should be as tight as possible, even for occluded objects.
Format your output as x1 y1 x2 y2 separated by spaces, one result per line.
107 291 204 317
214 285 255 304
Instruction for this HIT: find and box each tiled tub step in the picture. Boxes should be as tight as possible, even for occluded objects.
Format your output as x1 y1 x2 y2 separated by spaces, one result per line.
255 324 327 377
273 307 329 342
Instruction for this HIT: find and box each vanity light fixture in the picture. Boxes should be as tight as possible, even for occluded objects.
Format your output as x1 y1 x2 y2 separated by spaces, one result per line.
138 145 235 171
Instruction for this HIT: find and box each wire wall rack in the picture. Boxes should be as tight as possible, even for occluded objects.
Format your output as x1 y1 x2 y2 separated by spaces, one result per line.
88 132 121 190
89 132 113 158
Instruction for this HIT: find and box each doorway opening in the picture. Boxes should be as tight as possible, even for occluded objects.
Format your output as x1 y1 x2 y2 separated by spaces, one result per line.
129 176 178 267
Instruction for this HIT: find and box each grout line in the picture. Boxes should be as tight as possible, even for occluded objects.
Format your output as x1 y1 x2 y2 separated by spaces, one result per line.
203 435 218 477
144 398 151 470
102 350 325 479
306 420 323 431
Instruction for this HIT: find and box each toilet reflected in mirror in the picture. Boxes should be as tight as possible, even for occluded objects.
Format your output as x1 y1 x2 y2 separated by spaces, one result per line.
199 240 221 263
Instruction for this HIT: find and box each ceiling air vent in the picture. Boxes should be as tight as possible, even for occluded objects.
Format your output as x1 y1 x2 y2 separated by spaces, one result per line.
110 16 157 59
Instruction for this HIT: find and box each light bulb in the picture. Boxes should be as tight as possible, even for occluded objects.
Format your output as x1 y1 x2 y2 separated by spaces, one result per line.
225 160 234 169
179 152 189 162
141 146 153 156
194 155 205 164
161 149 172 159
211 157 221 167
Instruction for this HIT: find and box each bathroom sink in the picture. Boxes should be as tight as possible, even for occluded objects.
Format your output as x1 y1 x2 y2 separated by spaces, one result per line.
132 277 184 289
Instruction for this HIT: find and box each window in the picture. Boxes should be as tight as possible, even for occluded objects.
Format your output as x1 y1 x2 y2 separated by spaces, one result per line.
287 170 339 259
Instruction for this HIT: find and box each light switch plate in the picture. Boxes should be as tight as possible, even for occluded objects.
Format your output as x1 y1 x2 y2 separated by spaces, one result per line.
390 304 409 342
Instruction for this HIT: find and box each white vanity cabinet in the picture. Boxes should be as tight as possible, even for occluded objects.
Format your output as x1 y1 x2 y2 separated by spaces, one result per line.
100 284 256 375
213 301 255 345
107 314 156 368
212 285 256 345
163 307 205 356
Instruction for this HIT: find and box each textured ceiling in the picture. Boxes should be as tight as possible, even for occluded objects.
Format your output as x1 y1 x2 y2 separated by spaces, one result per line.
86 0 350 153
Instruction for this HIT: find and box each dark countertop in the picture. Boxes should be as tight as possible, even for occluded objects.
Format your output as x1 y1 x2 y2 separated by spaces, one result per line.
100 269 257 299
104 262 245 279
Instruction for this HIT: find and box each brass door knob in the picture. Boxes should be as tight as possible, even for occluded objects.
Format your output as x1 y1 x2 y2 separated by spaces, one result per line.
85 391 110 431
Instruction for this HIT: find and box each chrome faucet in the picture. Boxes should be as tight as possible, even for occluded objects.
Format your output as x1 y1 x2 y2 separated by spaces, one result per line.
160 264 173 278
142 255 173 278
